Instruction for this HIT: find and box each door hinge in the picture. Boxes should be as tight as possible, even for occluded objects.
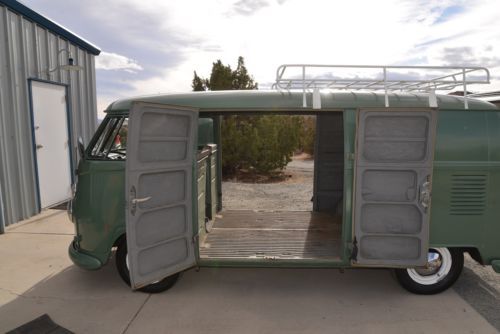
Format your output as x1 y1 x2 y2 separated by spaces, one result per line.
350 237 358 262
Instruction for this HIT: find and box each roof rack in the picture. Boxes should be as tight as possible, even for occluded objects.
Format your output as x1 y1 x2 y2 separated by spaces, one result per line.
273 64 490 109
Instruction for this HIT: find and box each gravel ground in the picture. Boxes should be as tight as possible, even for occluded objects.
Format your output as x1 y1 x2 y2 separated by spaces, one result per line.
222 157 314 211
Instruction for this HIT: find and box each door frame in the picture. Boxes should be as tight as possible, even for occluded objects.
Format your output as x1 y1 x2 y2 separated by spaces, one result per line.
351 107 438 267
27 78 74 211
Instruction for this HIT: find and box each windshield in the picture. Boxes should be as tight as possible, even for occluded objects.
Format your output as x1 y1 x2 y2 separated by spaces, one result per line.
89 116 128 160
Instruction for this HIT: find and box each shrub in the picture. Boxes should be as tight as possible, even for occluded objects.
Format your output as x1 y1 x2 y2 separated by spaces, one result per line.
221 115 303 176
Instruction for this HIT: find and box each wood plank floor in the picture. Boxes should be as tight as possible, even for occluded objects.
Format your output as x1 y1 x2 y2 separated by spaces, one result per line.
199 210 342 260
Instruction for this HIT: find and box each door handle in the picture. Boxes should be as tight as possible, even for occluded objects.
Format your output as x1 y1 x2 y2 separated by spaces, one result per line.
129 185 151 216
36 144 43 149
131 197 151 204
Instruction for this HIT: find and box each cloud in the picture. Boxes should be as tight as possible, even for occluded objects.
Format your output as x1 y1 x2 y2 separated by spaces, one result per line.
230 0 270 16
441 47 475 64
95 52 143 73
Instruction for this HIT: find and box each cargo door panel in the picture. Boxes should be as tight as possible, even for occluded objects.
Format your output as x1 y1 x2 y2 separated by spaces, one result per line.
353 110 437 266
126 102 198 289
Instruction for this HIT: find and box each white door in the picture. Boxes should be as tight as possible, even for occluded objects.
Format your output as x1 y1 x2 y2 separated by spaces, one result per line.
353 110 437 267
126 102 198 290
31 81 72 208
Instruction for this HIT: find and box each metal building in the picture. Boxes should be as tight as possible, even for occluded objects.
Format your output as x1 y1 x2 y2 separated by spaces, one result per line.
0 0 100 233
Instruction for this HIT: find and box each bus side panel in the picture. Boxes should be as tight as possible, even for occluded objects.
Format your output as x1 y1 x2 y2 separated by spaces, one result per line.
75 160 126 264
429 110 500 264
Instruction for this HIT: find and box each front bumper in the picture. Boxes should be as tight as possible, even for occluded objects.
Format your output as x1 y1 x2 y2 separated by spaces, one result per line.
68 239 102 270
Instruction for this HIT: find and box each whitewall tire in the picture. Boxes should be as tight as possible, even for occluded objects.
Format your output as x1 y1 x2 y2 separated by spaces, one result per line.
394 248 464 295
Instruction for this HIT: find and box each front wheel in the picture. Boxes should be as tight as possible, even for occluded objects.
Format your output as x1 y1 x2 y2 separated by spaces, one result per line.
115 237 179 293
394 248 464 295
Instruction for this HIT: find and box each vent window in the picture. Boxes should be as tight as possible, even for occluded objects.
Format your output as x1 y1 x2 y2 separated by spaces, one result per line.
449 174 488 216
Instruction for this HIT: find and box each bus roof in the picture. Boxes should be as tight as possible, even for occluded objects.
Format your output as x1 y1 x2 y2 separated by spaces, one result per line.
105 90 499 113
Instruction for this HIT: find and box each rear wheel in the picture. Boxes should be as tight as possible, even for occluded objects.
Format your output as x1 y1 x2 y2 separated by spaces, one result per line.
115 237 179 293
394 248 464 295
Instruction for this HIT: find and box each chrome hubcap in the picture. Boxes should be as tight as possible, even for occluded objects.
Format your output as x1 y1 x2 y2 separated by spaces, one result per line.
407 248 452 285
414 251 442 276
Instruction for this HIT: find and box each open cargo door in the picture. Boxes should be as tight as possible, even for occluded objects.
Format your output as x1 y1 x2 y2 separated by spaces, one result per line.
353 109 437 267
126 102 198 289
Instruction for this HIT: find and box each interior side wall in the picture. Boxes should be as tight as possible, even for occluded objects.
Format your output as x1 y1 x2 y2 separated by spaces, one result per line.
313 113 344 213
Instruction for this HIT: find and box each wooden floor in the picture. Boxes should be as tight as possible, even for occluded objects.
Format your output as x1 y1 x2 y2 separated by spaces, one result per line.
199 210 342 260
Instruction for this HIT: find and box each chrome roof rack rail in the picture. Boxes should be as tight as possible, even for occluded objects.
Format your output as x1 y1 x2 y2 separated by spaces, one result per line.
273 64 490 109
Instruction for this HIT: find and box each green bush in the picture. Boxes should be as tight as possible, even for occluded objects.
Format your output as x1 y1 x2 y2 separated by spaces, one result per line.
221 115 303 176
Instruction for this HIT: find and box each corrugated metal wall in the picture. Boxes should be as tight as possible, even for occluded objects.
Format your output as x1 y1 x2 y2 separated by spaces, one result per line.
0 4 98 231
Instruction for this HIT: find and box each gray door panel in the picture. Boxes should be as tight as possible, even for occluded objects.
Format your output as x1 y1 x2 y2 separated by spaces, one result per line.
354 110 436 266
126 102 198 289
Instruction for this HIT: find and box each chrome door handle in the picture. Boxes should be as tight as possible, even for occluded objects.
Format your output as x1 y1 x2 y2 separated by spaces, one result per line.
131 197 151 204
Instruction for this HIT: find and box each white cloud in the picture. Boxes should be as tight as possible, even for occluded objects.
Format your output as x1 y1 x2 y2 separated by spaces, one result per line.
95 51 143 73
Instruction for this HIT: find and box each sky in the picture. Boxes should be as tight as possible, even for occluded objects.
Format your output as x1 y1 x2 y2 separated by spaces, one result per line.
20 0 500 114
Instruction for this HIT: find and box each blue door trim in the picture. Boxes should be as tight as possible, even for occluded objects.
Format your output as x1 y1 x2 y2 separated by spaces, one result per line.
0 180 5 234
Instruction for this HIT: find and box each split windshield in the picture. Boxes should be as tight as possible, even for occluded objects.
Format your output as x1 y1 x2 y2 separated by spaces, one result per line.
89 116 128 160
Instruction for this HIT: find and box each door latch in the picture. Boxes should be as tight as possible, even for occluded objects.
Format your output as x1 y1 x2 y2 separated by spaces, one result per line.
350 237 358 262
419 179 431 212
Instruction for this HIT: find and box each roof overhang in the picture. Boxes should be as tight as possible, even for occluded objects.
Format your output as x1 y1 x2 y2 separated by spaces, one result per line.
0 0 100 55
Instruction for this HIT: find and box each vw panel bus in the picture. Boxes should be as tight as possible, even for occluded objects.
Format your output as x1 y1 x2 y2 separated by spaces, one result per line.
68 65 500 295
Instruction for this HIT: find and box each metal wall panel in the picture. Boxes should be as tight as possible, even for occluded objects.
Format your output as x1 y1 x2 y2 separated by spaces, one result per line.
0 4 98 231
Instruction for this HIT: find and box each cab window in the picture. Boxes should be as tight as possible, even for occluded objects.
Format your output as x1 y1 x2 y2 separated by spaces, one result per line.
89 117 128 160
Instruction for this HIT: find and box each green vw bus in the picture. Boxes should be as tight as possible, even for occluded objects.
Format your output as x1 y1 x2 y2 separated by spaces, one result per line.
68 65 500 295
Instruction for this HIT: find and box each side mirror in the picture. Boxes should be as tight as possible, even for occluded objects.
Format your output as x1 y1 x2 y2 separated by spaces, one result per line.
77 137 85 160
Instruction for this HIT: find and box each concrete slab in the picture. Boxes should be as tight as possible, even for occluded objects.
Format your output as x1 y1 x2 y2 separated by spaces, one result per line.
0 230 73 294
6 210 74 235
0 213 147 334
126 268 498 334
0 263 150 334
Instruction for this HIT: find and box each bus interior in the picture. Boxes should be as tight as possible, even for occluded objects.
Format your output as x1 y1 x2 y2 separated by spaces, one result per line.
198 112 345 262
